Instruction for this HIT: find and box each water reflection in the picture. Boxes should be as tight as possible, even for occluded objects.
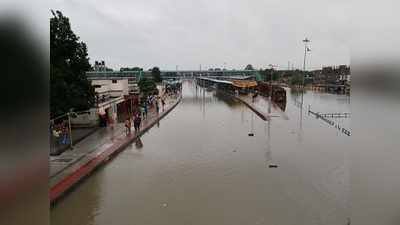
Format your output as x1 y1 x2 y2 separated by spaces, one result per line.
214 91 242 108
264 120 273 167
297 105 304 143
135 137 143 149
275 101 287 112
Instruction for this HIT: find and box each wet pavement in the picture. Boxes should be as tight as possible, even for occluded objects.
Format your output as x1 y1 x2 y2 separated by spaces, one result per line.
51 79 350 225
49 95 180 196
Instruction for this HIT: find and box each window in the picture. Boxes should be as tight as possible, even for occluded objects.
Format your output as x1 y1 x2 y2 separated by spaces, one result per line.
112 80 117 83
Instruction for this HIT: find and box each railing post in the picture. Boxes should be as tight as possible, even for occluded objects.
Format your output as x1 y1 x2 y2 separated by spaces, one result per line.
68 112 73 149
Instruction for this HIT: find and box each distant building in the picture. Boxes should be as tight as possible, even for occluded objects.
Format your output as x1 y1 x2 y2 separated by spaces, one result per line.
93 60 113 72
337 65 351 82
318 65 350 84
86 70 142 98
337 65 350 75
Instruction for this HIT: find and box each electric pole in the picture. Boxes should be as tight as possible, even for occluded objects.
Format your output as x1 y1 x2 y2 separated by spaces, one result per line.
301 38 311 106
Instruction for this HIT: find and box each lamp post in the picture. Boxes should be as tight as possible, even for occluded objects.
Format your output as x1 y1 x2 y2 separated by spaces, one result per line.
267 64 276 114
67 111 75 149
301 38 311 106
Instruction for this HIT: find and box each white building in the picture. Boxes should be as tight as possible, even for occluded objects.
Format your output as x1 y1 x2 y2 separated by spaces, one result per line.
87 71 140 99
92 79 130 98
81 66 141 125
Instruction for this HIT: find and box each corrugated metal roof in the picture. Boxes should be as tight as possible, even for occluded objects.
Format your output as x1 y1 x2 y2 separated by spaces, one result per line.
198 77 232 85
232 80 258 88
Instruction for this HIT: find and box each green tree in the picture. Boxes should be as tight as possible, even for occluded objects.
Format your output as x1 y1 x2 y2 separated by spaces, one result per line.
138 77 158 102
50 10 94 117
245 64 254 70
151 67 162 82
269 70 279 81
289 74 303 86
260 69 279 81
120 67 143 72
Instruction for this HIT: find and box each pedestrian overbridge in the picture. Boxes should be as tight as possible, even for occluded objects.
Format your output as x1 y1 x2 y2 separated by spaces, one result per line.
86 70 257 80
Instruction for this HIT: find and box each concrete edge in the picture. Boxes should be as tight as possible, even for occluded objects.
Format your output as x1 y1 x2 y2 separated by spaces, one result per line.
221 92 269 121
235 97 268 121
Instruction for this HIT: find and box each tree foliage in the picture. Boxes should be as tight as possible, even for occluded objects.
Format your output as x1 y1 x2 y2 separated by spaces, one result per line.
245 64 254 70
258 69 279 81
151 67 162 82
267 69 280 81
50 10 94 117
138 77 158 100
289 74 303 85
120 67 143 72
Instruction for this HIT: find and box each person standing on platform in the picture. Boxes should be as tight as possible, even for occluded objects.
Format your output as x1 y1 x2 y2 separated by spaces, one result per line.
109 112 116 130
161 98 165 111
144 103 148 119
134 114 142 133
155 101 160 114
125 117 131 135
140 105 145 120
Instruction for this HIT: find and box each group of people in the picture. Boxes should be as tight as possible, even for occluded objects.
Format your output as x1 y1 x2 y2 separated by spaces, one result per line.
164 83 182 97
125 111 142 135
125 93 167 135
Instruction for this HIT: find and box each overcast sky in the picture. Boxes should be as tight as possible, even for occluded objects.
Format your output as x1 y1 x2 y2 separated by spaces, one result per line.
49 0 354 71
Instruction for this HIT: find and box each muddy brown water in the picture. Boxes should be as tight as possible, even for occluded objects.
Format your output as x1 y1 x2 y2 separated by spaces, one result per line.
51 80 350 225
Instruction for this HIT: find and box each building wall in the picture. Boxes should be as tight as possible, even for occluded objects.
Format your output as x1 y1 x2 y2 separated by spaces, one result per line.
70 108 99 127
92 79 129 97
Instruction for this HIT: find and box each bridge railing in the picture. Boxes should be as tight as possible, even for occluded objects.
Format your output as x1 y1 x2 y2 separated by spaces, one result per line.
308 106 351 136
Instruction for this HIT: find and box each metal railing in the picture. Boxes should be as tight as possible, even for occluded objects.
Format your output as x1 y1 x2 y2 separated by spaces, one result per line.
308 106 351 136
50 110 99 155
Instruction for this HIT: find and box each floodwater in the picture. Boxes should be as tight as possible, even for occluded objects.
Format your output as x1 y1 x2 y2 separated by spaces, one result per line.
51 80 350 225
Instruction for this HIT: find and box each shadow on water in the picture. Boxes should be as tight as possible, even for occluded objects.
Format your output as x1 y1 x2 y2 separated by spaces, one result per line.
290 88 304 101
275 101 287 112
214 90 242 108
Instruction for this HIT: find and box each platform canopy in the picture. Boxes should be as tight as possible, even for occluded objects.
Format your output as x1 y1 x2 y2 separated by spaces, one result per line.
232 80 258 88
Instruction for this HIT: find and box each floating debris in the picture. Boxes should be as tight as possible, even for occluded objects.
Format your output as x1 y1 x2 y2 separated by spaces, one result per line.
248 133 254 136
161 203 168 208
268 164 278 168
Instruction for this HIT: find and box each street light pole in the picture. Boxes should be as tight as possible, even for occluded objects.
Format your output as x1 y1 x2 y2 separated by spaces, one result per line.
268 64 275 114
301 38 311 106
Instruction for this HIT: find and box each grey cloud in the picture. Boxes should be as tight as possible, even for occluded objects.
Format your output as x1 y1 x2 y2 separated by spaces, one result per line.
53 0 353 70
